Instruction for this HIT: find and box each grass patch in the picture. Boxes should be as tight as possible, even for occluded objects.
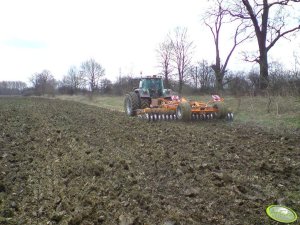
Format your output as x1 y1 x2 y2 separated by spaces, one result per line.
230 95 300 130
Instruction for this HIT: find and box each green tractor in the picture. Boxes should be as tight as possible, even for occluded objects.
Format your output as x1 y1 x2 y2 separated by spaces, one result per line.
124 75 173 116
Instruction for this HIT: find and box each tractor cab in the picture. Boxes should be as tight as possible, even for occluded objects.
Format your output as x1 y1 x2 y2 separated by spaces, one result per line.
138 75 169 98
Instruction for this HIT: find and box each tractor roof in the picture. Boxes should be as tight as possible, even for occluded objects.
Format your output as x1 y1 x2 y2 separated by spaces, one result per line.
141 75 162 79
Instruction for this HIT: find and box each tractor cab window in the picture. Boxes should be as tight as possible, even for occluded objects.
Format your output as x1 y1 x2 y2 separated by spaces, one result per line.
147 79 163 90
139 81 143 89
140 79 158 90
139 80 149 89
148 80 156 89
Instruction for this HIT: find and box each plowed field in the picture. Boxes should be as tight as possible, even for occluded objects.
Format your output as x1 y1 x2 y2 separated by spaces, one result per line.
0 97 299 225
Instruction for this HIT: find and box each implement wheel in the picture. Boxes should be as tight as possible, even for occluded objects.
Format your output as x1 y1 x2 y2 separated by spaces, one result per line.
213 102 230 119
176 102 191 121
124 92 140 116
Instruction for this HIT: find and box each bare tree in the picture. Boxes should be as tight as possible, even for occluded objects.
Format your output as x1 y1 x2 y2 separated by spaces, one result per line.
248 69 260 94
188 66 199 89
292 51 300 77
62 66 86 93
113 76 137 95
197 60 216 91
157 38 173 88
99 78 113 94
227 0 300 90
81 58 105 93
169 27 194 94
226 71 252 95
203 0 252 91
188 60 215 91
30 70 56 96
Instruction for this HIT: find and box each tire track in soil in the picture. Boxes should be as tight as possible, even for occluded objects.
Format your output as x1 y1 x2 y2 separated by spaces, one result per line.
0 97 299 225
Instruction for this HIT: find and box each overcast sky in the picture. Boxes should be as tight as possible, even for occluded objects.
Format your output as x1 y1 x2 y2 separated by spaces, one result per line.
1 0 300 83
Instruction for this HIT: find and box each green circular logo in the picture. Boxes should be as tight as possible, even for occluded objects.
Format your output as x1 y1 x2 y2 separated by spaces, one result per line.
266 205 298 223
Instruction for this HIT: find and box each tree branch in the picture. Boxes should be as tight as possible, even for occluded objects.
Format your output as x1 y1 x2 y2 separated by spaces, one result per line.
242 0 262 37
268 0 300 8
222 23 252 73
267 25 300 51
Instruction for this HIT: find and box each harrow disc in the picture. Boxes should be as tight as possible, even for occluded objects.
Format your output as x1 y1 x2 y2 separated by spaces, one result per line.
226 112 234 121
143 113 150 121
192 114 196 120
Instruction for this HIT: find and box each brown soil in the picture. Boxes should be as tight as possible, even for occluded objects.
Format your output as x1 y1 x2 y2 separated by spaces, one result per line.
0 97 299 225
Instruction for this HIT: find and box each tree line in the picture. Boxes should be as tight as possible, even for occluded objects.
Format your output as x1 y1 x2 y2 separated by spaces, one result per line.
1 57 299 97
0 81 27 95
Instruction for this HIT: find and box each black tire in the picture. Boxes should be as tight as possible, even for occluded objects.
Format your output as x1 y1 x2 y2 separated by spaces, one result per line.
140 98 150 109
124 92 140 116
213 102 229 119
176 102 191 121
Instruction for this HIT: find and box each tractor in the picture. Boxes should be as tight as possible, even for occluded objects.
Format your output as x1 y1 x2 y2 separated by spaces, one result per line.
124 75 233 121
124 75 172 116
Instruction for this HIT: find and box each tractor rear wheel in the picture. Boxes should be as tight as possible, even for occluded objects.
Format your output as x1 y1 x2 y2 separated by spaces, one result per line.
124 92 140 116
176 102 191 121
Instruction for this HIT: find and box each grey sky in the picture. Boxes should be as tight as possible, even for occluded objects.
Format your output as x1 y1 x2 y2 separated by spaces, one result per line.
0 0 299 83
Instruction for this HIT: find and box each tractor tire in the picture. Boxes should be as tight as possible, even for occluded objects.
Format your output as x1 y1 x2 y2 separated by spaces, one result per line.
213 102 230 119
140 98 150 109
176 102 191 121
124 92 140 116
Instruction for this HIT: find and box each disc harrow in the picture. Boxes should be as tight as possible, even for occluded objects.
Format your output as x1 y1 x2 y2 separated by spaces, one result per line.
136 95 233 122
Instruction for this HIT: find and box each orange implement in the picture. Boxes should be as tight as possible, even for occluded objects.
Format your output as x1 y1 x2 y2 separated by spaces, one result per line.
136 95 233 121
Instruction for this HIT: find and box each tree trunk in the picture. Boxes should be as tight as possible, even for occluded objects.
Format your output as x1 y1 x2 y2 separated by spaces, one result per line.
215 72 224 91
213 55 224 91
178 79 183 95
259 53 269 90
164 72 170 89
214 41 224 91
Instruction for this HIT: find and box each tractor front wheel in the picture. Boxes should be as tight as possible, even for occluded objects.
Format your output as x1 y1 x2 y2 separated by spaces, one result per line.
176 102 191 121
124 92 140 116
